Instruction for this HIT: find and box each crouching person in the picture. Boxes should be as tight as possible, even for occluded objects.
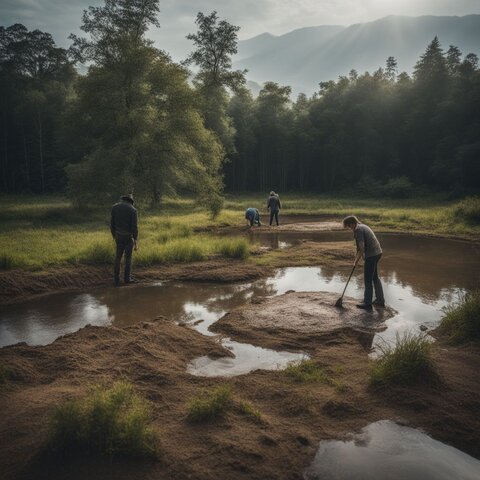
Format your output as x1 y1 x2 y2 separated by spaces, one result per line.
245 207 261 227
111 194 138 286
343 215 385 310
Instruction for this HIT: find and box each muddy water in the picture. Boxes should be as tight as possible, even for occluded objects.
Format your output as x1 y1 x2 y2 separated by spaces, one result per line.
1 234 479 369
304 420 480 480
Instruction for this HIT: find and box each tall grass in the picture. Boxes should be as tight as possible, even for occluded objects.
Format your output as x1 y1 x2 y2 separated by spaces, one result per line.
215 237 249 260
454 197 480 224
47 382 158 458
1 193 479 270
439 291 480 344
370 333 435 386
186 385 232 422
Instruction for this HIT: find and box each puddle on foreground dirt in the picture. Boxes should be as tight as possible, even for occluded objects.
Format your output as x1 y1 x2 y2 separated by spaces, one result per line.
1 234 479 374
303 420 480 480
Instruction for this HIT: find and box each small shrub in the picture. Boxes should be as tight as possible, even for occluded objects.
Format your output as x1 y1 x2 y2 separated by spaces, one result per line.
187 385 232 422
370 333 435 386
453 197 480 224
48 382 158 458
218 238 249 260
284 360 328 383
206 193 224 220
438 291 480 343
238 401 263 423
0 364 14 385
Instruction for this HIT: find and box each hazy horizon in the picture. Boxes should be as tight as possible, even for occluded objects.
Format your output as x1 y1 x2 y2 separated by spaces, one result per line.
1 0 479 60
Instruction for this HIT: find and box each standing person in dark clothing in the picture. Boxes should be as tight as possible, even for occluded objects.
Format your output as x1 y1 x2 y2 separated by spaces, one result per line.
110 194 138 286
343 215 385 310
267 191 281 226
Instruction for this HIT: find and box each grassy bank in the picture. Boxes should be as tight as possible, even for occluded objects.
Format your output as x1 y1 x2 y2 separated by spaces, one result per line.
1 193 479 271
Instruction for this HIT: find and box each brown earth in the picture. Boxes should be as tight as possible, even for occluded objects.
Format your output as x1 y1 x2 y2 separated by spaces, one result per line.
1 310 479 480
211 291 394 352
0 260 271 307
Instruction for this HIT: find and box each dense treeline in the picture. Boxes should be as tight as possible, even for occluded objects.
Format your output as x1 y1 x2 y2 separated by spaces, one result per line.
1 0 479 206
225 40 480 195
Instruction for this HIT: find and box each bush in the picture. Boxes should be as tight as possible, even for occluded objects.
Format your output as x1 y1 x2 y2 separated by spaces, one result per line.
382 176 414 199
438 291 480 344
355 175 413 199
205 193 224 220
48 382 158 458
370 333 435 386
186 385 232 422
284 360 328 383
453 197 480 224
217 238 249 260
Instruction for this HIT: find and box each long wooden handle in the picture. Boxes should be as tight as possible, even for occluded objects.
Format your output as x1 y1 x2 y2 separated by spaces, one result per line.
340 260 358 299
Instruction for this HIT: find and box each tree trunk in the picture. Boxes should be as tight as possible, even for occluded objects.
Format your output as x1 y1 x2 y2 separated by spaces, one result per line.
2 110 8 192
38 111 45 193
22 125 30 189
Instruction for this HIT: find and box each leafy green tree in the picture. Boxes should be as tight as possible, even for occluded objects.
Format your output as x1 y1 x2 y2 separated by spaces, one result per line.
0 24 74 193
67 0 223 207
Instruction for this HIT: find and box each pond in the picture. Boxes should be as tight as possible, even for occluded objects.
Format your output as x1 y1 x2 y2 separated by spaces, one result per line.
304 420 480 480
1 233 479 374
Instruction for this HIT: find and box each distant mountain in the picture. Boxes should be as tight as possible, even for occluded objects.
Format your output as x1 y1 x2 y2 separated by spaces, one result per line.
235 15 480 96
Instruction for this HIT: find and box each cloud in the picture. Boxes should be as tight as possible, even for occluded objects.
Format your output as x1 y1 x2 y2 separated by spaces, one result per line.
1 0 479 60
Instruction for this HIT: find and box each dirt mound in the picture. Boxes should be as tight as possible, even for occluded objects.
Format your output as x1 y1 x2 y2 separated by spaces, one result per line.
268 221 343 232
212 291 394 352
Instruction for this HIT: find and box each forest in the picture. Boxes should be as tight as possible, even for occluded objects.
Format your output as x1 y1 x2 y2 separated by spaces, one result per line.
1 0 479 208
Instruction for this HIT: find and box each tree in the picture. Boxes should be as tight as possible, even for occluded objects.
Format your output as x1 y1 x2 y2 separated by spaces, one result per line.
67 0 224 207
446 45 462 75
0 24 74 193
385 56 398 82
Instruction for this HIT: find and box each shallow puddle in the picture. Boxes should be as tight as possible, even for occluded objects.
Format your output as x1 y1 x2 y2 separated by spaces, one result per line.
1 233 479 374
304 420 480 480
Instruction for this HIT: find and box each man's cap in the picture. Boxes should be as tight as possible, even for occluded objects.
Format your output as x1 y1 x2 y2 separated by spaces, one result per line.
121 193 135 204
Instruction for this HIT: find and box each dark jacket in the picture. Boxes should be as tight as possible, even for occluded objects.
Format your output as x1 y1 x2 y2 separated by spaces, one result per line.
110 200 138 240
267 195 281 211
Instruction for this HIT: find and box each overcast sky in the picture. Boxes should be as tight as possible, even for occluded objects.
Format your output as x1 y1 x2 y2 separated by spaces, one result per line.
1 0 479 60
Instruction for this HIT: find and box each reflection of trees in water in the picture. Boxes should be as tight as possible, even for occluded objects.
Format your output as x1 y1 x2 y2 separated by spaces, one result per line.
101 279 277 328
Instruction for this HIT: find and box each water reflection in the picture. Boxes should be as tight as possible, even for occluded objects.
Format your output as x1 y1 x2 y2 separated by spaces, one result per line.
1 235 479 354
304 420 480 480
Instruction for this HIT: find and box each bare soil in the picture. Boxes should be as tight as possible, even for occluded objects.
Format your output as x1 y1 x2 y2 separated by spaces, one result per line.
1 309 479 480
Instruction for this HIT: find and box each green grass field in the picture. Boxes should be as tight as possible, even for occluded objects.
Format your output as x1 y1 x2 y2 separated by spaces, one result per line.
1 194 479 270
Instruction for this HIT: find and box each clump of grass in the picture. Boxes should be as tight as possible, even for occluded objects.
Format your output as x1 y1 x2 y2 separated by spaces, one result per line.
0 363 14 385
284 360 328 383
217 237 250 260
47 382 158 458
370 333 435 386
238 401 263 423
75 240 114 265
454 197 480 224
156 224 192 243
438 291 480 344
0 253 26 270
186 385 232 422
